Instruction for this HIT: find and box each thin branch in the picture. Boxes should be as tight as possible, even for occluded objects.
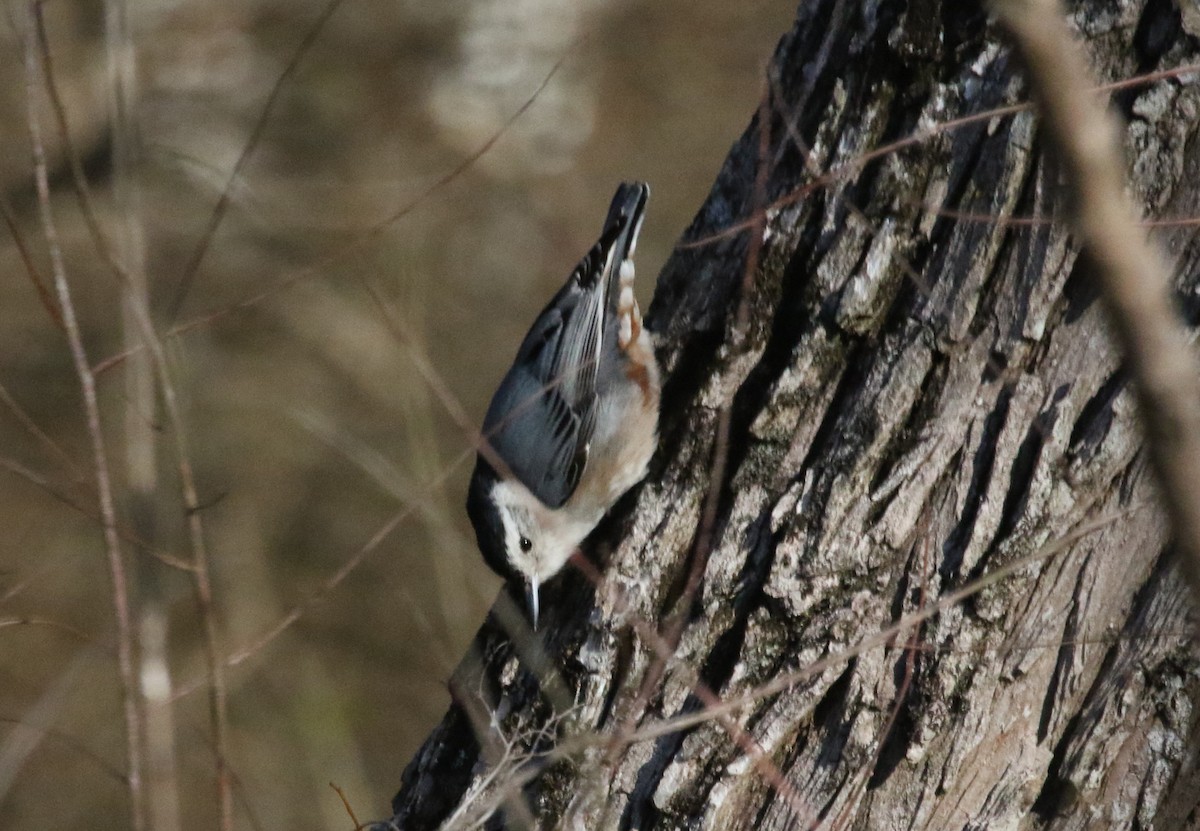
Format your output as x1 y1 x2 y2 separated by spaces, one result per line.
31 4 233 823
329 782 364 831
678 61 1200 251
0 456 198 573
0 194 64 330
21 9 144 826
914 203 1200 229
0 715 128 784
102 0 185 826
0 616 105 649
993 0 1200 603
91 58 1200 378
91 37 583 377
0 377 81 479
172 497 419 699
167 0 348 320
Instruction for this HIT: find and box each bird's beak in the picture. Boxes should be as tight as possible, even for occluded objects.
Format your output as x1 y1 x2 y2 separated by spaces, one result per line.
526 576 540 631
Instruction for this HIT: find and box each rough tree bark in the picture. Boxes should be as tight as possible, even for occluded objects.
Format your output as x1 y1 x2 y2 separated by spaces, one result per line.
379 1 1200 828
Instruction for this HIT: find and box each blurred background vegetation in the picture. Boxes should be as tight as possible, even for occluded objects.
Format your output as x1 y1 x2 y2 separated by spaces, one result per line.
0 0 795 827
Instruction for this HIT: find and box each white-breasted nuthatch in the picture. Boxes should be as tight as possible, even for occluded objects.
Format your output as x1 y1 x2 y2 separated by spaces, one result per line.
466 182 661 628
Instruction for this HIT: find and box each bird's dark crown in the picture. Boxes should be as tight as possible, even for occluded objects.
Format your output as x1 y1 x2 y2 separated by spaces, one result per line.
466 458 515 581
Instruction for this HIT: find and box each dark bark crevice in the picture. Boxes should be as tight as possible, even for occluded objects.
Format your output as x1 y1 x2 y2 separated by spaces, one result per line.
1035 556 1088 742
942 385 1012 582
992 396 1057 547
1132 0 1186 74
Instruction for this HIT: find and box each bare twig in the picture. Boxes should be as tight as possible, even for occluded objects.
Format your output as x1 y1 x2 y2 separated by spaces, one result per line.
0 616 104 649
167 0 348 320
90 57 1200 378
993 0 1200 602
92 39 583 377
31 3 234 823
678 61 1200 251
101 2 185 828
0 377 80 479
0 194 63 330
328 781 364 830
0 715 127 784
0 456 197 572
21 8 145 828
913 203 1200 230
437 707 578 830
173 496 420 699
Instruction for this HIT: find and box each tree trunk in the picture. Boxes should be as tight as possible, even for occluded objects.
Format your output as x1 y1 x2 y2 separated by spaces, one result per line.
379 1 1200 828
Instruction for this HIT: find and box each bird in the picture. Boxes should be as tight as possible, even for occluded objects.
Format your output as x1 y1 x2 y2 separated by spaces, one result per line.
466 181 661 629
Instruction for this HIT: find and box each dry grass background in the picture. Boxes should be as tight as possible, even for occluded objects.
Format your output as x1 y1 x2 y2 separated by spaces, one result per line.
0 0 796 827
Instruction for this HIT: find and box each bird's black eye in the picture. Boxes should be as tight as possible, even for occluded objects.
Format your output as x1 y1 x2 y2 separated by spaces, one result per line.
519 536 533 552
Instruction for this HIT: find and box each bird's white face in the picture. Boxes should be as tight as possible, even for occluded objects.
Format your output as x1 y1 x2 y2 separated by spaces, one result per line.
490 479 597 626
491 480 587 583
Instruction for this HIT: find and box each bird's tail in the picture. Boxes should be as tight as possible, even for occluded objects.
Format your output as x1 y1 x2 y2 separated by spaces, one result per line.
598 181 649 298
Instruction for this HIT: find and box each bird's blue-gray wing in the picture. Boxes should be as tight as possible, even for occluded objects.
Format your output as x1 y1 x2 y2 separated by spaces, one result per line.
482 326 590 508
482 183 647 507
